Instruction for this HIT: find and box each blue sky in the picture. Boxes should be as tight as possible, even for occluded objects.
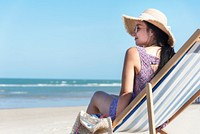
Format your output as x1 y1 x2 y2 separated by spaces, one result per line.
0 0 199 79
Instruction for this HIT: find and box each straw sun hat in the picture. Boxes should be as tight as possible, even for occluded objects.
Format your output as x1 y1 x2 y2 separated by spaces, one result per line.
123 8 175 46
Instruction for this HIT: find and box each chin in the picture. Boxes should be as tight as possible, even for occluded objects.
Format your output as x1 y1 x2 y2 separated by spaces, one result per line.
136 44 144 47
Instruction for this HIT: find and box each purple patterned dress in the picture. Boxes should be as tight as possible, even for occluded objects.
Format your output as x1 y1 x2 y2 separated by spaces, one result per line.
109 46 160 121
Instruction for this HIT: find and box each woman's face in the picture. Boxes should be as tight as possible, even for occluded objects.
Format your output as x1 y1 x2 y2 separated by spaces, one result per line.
132 21 153 47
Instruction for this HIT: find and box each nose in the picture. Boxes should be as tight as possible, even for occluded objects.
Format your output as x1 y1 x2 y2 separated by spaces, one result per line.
131 31 136 37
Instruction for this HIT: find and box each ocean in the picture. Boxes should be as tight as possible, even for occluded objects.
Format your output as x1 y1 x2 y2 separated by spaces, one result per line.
1 78 199 109
0 78 121 109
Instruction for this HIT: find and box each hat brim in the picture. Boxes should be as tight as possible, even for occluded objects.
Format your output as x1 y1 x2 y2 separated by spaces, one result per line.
122 15 175 46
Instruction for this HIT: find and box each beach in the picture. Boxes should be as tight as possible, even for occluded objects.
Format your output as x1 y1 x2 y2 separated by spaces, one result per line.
0 105 200 134
0 78 200 133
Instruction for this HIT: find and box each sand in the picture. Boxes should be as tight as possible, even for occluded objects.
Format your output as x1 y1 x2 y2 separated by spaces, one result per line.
0 105 199 134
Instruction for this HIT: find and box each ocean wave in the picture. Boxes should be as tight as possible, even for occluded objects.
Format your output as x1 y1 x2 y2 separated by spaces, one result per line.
9 91 28 94
0 83 121 87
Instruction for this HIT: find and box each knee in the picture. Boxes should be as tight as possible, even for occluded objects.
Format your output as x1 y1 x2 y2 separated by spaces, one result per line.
91 91 105 103
92 91 104 100
88 91 101 109
94 91 104 96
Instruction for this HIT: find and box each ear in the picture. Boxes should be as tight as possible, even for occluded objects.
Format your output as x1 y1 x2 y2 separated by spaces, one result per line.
149 29 154 36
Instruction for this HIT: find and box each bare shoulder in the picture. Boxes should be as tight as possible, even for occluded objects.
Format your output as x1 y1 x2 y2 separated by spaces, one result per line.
125 47 140 60
125 47 141 73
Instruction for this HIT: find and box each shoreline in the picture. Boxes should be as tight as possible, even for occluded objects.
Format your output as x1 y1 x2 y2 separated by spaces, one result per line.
0 105 199 134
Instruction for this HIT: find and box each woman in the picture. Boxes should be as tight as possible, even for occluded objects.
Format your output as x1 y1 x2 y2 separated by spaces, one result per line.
87 8 175 122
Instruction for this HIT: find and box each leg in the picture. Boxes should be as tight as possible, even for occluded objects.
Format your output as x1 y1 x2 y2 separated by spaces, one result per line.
87 91 117 115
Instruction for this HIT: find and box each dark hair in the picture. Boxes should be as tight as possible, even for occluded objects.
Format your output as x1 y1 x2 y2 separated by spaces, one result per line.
144 21 175 73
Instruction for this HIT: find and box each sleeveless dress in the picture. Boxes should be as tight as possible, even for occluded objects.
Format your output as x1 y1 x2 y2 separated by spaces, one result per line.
109 46 160 121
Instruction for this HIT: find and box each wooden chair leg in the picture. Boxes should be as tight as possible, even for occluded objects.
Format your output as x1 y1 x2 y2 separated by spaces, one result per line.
168 90 200 124
158 129 168 134
146 83 156 134
158 90 200 134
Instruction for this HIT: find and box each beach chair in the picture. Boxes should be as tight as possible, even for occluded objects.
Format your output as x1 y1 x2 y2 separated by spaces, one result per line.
112 29 200 134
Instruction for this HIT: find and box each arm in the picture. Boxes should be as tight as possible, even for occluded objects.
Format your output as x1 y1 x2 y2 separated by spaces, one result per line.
116 47 141 116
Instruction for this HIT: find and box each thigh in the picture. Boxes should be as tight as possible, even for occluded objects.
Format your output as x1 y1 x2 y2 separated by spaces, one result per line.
93 91 118 115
